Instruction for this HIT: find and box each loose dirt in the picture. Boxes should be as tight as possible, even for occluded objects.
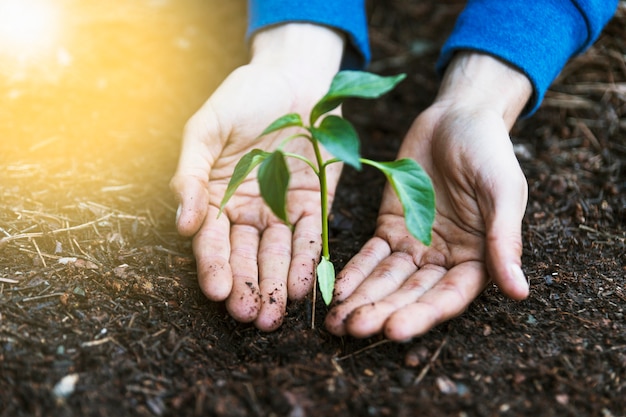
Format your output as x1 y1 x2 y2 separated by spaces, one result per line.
1 1 624 416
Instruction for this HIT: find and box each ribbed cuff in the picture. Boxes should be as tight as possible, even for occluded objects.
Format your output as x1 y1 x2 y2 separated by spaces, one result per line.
247 0 370 70
437 0 617 116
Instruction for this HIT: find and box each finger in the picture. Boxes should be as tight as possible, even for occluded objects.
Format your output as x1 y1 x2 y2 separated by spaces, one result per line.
193 205 233 302
255 223 292 331
225 224 262 323
287 214 322 300
170 110 223 237
485 218 529 300
331 237 392 302
478 159 529 300
325 246 416 336
382 261 488 341
341 265 446 338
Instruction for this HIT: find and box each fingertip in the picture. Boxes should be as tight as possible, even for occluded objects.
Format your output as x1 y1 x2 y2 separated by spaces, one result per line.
176 201 208 238
485 231 528 300
502 264 530 300
287 275 314 300
255 310 284 332
344 302 398 339
197 265 232 302
199 284 231 303
226 293 261 323
256 284 287 332
176 206 200 238
344 307 382 339
170 174 210 237
384 313 424 342
324 306 348 336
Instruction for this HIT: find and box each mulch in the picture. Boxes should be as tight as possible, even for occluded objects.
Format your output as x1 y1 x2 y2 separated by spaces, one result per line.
1 1 624 416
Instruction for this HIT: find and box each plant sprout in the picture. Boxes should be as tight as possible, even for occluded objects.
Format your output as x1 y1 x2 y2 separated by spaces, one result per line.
219 71 435 305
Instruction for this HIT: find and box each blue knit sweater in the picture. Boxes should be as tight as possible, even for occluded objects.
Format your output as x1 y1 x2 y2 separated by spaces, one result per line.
247 0 618 115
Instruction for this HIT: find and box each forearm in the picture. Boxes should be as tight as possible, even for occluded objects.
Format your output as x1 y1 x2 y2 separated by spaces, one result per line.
434 52 532 130
437 0 619 116
250 23 345 88
247 0 369 69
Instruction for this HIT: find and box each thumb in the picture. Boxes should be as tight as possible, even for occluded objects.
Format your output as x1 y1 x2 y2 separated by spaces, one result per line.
170 109 223 237
479 164 530 300
485 216 529 300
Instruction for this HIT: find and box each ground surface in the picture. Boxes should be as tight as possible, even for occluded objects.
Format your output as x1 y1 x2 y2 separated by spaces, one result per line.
1 1 625 416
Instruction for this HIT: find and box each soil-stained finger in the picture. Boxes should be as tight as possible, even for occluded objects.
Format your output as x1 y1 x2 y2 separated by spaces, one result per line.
331 237 392 302
193 205 233 302
256 223 292 331
383 261 487 341
225 224 262 322
325 247 416 336
287 214 322 300
343 265 446 338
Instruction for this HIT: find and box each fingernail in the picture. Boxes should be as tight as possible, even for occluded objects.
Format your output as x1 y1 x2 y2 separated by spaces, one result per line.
510 264 529 292
176 204 182 224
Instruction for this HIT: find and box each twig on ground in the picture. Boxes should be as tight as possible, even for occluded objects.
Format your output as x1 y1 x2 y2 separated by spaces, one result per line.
30 238 47 268
335 339 391 361
21 292 67 303
0 213 115 249
576 121 603 151
413 337 448 386
579 224 625 243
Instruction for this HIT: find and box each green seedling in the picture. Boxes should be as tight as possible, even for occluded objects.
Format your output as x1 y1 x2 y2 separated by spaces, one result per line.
219 70 435 305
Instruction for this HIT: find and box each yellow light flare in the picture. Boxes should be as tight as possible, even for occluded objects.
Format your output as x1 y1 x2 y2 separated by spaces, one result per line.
0 0 59 56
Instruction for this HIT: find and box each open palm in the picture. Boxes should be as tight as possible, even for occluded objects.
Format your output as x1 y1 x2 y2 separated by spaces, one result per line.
171 64 341 331
326 104 530 341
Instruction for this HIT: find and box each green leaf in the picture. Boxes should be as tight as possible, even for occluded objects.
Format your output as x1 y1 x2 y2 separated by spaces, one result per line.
258 150 290 225
260 113 304 136
309 115 361 170
219 149 271 215
365 158 435 245
310 71 406 125
317 256 335 305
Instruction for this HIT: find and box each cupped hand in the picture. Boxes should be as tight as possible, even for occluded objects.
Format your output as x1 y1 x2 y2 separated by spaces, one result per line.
170 34 343 330
325 101 531 341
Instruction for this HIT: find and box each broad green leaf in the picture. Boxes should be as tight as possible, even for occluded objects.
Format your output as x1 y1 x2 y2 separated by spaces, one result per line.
261 113 304 137
309 115 361 170
258 150 290 225
310 71 406 125
365 158 435 245
219 149 271 215
317 256 335 305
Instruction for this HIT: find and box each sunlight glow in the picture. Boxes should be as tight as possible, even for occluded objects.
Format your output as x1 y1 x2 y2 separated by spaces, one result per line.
0 0 59 55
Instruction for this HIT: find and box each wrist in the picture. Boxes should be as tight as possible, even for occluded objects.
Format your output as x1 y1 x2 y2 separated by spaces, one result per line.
435 52 532 128
250 23 345 88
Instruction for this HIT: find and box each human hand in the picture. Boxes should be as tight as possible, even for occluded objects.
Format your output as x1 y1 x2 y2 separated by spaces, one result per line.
170 24 344 331
325 53 533 341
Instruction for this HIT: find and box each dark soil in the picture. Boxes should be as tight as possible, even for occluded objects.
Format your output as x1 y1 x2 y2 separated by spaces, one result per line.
1 1 624 416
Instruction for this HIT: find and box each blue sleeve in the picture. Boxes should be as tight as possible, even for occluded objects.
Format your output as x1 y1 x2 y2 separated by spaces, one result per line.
437 0 619 116
247 0 370 69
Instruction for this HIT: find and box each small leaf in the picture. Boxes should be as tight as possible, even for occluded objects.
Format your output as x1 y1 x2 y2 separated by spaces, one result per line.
317 256 335 305
310 71 406 125
258 150 290 224
365 158 435 245
260 113 304 136
309 115 361 170
219 149 271 215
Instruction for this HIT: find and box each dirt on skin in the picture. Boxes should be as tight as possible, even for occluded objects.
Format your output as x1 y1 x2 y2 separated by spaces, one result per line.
1 1 625 416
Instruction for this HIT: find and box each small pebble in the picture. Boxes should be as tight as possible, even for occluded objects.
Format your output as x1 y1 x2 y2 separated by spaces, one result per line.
52 373 79 402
